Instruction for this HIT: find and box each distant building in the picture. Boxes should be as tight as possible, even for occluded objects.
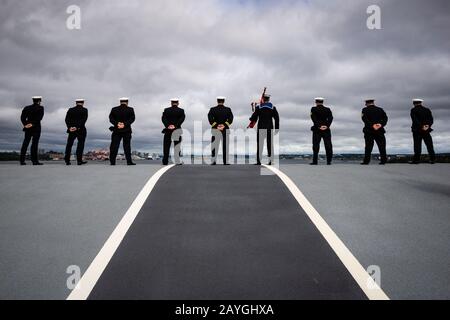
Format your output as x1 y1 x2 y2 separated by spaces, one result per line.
48 152 64 161
85 149 110 161
147 153 161 160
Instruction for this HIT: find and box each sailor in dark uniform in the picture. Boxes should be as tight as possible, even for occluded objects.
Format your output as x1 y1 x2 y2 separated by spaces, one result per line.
310 97 333 165
20 96 44 166
208 96 234 165
410 99 435 164
361 99 388 165
109 97 136 166
162 98 185 165
64 99 88 166
249 94 280 165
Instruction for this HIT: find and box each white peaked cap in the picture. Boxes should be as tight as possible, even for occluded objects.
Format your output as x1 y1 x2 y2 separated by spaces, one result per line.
171 98 179 102
413 99 424 103
217 96 226 100
32 96 43 100
119 97 129 101
315 97 325 101
76 99 85 102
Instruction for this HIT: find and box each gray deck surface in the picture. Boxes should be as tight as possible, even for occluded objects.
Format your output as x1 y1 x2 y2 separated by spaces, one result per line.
281 163 450 300
0 161 162 300
0 161 449 299
88 165 366 300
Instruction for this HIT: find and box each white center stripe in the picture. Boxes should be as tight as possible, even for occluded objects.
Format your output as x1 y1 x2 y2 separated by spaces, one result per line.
263 165 390 300
67 165 175 300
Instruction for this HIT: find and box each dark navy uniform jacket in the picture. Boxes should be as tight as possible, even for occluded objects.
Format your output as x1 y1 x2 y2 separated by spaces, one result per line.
362 105 388 134
65 106 88 133
109 105 135 133
411 105 434 133
21 104 44 132
162 106 185 134
208 106 234 129
250 103 280 130
311 105 333 132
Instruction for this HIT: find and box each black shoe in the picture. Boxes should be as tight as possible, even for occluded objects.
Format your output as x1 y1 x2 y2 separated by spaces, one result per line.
211 162 217 166
66 162 71 166
379 162 386 165
327 162 332 166
360 162 370 165
176 163 183 166
110 163 116 166
430 160 435 164
78 161 88 166
127 162 137 166
254 163 261 166
33 162 43 166
267 162 272 166
310 163 318 166
20 162 26 166
224 164 231 166
408 161 419 165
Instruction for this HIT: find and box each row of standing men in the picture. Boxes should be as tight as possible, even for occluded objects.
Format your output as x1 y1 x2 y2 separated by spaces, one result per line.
19 95 436 166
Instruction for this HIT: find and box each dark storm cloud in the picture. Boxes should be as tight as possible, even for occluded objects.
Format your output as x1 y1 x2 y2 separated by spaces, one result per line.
0 0 448 154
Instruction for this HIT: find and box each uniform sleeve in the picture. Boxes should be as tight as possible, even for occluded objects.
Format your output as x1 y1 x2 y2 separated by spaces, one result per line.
327 109 334 127
362 109 370 126
208 109 216 127
411 109 419 127
176 110 186 127
124 108 135 126
250 107 259 123
311 108 318 128
109 109 117 126
83 109 88 126
65 109 71 128
162 109 169 128
380 109 388 127
20 108 27 126
426 109 434 126
225 108 234 127
38 107 44 122
273 107 280 130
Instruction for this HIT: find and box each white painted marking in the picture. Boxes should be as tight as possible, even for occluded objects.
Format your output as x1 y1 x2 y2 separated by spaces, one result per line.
263 165 390 300
67 165 175 300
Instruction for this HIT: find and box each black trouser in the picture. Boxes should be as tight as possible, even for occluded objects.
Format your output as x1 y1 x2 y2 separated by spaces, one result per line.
110 132 132 164
257 129 274 164
163 131 182 165
211 129 229 164
65 131 86 163
364 133 387 163
312 130 333 164
20 130 41 163
413 131 435 162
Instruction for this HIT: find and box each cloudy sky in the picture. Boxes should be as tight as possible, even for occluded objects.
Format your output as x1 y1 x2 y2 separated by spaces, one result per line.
0 0 449 154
